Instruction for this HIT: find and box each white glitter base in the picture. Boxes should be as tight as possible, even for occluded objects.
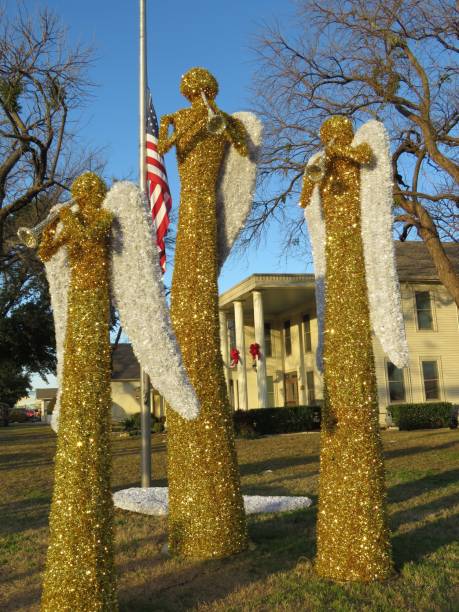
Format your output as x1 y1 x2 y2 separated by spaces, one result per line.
113 487 312 516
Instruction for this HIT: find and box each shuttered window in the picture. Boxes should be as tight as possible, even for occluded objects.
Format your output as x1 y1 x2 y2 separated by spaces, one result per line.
415 291 434 330
303 314 312 352
264 322 272 357
422 360 440 400
283 320 292 356
387 362 406 402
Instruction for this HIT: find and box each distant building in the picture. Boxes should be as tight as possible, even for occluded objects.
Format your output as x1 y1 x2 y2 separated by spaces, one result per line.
35 388 57 419
219 242 459 425
111 343 164 420
35 344 165 422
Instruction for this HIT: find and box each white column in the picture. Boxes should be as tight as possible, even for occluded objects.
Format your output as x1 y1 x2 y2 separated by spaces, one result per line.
219 310 230 395
233 301 248 410
253 291 268 408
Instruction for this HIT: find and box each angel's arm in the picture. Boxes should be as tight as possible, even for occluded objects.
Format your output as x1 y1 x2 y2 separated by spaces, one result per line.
86 210 113 241
38 220 68 262
326 142 373 165
299 173 315 209
158 113 177 155
223 115 249 157
58 207 86 242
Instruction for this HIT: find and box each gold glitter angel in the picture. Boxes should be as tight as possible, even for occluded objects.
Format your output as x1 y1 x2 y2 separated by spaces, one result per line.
158 67 262 559
300 116 408 582
38 172 117 611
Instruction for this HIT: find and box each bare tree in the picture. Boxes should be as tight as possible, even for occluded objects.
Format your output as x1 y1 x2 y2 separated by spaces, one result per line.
250 0 459 304
0 6 103 406
0 6 102 261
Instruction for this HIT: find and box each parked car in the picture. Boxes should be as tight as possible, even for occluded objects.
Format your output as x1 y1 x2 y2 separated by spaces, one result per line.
8 408 29 423
8 407 40 423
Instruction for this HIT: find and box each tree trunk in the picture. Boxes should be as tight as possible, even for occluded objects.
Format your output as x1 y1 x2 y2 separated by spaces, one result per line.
418 228 459 307
415 201 459 307
397 191 459 307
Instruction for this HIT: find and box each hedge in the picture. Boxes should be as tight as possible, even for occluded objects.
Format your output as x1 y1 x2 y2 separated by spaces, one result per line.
388 402 453 430
233 405 321 437
121 412 165 434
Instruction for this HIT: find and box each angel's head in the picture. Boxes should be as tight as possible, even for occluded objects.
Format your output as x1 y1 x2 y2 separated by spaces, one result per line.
180 67 219 103
320 115 354 147
71 172 107 217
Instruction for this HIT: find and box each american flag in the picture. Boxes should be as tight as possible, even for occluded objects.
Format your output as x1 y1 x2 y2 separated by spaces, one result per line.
146 90 172 273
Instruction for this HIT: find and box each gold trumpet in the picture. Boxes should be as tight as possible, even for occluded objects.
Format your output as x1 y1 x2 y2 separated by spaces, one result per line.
305 139 336 183
200 90 227 135
17 200 73 248
305 156 327 183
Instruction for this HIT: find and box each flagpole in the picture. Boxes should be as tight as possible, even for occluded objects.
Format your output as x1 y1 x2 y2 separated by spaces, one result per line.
139 0 152 488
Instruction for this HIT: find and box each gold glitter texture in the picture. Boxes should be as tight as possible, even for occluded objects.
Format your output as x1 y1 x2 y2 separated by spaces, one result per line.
158 68 248 559
300 116 393 582
39 173 117 610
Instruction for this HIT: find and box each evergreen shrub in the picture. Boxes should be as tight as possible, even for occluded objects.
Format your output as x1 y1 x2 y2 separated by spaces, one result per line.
389 402 453 430
121 412 165 433
233 405 321 437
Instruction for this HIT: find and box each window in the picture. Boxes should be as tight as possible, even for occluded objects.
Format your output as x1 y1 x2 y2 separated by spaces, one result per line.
415 291 434 330
264 322 272 357
227 319 236 350
266 375 275 408
306 370 315 404
303 314 312 352
422 360 440 400
283 320 292 356
386 362 406 402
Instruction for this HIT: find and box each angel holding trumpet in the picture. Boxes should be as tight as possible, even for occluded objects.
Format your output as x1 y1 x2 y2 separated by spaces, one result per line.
300 115 408 582
158 67 262 559
19 164 202 607
37 172 117 610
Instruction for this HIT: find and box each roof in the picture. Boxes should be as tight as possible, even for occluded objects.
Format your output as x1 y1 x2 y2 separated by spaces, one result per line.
220 241 459 307
111 343 140 380
219 273 315 312
35 345 141 392
35 388 57 400
395 241 459 282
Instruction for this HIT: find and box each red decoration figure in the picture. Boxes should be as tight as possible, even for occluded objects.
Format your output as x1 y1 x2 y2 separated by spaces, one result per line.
249 343 262 361
230 348 240 368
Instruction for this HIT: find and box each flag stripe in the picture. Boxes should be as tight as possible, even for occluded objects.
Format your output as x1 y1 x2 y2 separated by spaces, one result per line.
146 148 164 164
147 162 169 184
145 90 171 273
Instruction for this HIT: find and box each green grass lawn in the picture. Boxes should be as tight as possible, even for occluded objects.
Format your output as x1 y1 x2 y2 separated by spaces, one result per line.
0 425 458 611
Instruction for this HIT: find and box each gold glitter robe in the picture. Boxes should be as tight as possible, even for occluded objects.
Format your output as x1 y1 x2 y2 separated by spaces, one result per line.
39 173 117 611
300 117 392 582
158 68 248 559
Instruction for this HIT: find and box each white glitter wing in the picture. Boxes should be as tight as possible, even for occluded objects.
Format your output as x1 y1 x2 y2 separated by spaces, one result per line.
216 111 263 272
113 486 312 516
302 152 326 372
104 181 200 420
354 120 409 368
44 230 70 432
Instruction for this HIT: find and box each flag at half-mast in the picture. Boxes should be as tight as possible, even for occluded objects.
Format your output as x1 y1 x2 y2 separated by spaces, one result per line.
146 89 172 273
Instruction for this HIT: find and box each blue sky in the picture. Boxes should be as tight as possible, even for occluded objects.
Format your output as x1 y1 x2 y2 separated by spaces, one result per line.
9 0 310 391
8 0 309 289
